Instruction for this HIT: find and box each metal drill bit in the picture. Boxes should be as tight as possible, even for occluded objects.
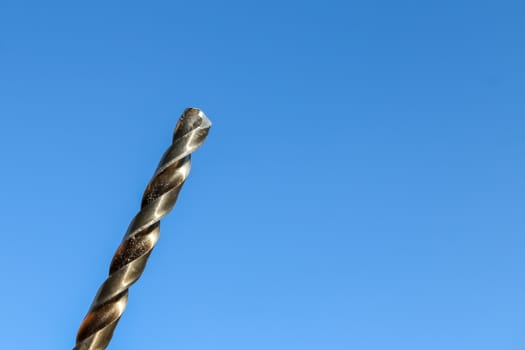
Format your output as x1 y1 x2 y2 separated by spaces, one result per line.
74 108 212 350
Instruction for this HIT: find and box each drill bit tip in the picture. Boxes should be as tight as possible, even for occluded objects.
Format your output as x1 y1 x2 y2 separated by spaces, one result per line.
174 107 212 139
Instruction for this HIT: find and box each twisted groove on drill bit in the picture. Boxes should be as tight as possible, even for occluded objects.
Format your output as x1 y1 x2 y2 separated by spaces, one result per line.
74 108 212 350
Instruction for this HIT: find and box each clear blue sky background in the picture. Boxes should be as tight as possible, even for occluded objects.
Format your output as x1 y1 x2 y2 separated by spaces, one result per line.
0 1 524 349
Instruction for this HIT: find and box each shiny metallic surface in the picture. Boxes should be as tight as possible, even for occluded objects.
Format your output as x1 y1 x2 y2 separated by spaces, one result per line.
73 108 212 350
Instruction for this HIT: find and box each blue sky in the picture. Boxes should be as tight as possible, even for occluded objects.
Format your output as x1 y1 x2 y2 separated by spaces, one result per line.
0 1 524 349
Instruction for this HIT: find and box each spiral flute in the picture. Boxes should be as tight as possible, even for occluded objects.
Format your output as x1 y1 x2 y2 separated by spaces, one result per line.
74 108 212 350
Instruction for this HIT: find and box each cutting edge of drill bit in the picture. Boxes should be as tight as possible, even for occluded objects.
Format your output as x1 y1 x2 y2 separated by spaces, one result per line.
73 107 211 350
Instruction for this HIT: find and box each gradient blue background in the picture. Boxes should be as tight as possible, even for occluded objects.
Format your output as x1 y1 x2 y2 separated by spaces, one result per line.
1 1 524 349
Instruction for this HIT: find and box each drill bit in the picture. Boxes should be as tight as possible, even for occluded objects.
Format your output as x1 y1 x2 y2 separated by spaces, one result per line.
74 108 212 350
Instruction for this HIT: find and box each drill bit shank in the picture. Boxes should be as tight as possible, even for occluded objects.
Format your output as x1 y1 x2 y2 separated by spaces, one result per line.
74 108 211 350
